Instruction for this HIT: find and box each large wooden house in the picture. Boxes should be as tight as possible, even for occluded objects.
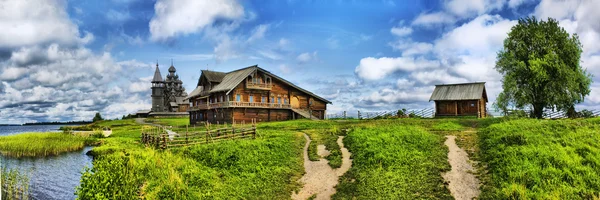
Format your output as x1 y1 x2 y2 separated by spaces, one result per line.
186 65 331 124
429 82 487 118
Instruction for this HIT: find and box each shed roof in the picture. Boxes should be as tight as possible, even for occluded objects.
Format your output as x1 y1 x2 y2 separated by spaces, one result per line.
429 82 487 102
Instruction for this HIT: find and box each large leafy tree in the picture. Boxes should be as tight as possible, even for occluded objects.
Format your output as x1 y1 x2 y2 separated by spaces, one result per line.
495 17 592 118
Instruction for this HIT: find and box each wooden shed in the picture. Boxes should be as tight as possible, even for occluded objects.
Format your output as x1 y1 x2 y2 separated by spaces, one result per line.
429 82 487 118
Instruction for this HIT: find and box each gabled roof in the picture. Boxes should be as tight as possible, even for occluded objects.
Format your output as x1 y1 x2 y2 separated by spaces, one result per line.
152 65 163 82
201 70 226 82
185 86 204 100
210 67 257 93
192 65 332 104
429 82 487 102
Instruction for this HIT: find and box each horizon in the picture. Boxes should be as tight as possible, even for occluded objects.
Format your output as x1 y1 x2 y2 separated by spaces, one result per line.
1 0 599 124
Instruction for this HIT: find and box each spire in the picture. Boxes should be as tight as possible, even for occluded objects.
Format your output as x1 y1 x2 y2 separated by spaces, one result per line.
152 64 163 83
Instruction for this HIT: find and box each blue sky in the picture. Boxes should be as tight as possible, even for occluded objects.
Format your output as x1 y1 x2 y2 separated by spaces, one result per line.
0 0 599 123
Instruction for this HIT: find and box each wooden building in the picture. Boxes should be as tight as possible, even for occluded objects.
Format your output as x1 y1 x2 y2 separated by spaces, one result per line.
186 65 331 124
429 82 487 118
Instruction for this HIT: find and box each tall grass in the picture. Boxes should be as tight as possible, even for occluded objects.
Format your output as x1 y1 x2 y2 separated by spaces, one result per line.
334 123 452 199
0 133 92 157
1 163 30 199
479 118 600 199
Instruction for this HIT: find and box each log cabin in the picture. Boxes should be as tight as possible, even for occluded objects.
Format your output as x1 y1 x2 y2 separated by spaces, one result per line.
186 65 331 124
429 82 487 118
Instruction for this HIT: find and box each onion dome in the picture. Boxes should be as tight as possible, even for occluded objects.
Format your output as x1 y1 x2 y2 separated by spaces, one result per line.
168 65 176 73
176 79 182 84
174 74 179 79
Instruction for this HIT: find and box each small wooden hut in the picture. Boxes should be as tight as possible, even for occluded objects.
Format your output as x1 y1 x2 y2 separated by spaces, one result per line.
429 82 487 118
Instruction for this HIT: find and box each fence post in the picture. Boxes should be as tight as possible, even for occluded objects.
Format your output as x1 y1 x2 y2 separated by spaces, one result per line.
162 134 167 149
186 125 189 145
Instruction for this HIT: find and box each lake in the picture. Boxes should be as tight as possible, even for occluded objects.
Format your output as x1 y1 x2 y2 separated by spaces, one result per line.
0 125 93 200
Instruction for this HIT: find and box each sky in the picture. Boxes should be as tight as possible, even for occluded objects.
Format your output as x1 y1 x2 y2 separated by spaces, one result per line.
0 0 599 123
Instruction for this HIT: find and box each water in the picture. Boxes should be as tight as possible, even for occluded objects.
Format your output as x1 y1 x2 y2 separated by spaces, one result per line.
0 125 64 136
1 125 93 200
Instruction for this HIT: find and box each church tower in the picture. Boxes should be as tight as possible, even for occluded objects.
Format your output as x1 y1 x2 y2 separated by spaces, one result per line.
151 63 165 112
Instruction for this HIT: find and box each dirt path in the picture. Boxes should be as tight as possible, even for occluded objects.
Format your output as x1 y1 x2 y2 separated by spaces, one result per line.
292 133 352 200
442 135 480 200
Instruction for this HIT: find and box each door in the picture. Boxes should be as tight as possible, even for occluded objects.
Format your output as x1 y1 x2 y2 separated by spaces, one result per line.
291 96 300 108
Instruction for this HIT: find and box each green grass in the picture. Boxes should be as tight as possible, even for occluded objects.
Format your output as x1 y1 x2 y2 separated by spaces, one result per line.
334 122 452 199
430 121 464 131
0 132 95 157
479 118 600 199
1 164 30 199
77 119 305 199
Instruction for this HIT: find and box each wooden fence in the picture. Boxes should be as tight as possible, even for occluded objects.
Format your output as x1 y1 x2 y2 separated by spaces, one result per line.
141 119 257 149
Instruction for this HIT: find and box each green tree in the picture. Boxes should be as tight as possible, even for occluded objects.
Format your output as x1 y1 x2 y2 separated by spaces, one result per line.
92 112 103 122
495 17 592 119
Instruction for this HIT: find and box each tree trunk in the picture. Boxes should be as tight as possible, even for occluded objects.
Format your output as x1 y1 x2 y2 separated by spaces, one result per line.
533 104 544 119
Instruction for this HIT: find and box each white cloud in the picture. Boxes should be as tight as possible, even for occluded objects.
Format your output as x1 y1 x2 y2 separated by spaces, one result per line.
106 9 131 23
0 0 85 48
149 0 244 41
412 12 457 26
389 40 434 56
279 64 291 74
434 14 516 57
297 51 318 64
410 69 469 85
508 0 535 8
396 78 415 89
390 26 413 37
445 0 505 18
355 57 440 81
247 24 270 43
0 67 29 81
278 38 290 49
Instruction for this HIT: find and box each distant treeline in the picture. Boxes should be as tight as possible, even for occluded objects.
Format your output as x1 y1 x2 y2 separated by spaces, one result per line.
22 121 92 126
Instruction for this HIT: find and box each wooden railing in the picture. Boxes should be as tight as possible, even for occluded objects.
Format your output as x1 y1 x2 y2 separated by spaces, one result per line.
141 120 257 149
246 82 272 90
189 101 292 111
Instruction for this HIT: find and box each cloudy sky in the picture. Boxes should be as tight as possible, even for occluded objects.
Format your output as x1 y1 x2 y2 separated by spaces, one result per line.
0 0 599 123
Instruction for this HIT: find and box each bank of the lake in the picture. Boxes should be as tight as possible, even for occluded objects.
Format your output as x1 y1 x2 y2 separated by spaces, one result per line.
1 146 93 200
0 125 96 199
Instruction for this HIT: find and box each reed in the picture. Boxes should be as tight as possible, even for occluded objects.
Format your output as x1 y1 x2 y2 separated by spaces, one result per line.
0 132 89 157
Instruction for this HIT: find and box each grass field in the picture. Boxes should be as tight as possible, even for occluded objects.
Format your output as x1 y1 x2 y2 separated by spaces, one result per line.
479 118 600 199
77 119 305 199
334 122 452 199
0 132 97 157
69 116 600 199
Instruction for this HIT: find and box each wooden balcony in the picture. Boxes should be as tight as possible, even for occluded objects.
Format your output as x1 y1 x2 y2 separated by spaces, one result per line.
246 82 272 90
188 101 291 111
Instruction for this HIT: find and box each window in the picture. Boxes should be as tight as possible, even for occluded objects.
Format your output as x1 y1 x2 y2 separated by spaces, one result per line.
220 96 223 102
236 94 241 102
284 98 288 104
249 94 254 102
271 96 275 103
262 96 267 103
278 97 282 104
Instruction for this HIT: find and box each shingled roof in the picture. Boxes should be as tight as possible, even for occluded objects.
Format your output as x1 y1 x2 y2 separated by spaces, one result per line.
152 65 163 82
429 82 487 102
189 65 332 104
201 70 226 82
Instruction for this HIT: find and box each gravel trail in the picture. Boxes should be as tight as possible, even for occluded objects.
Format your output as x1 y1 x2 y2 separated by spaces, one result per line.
442 135 481 200
292 133 352 200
